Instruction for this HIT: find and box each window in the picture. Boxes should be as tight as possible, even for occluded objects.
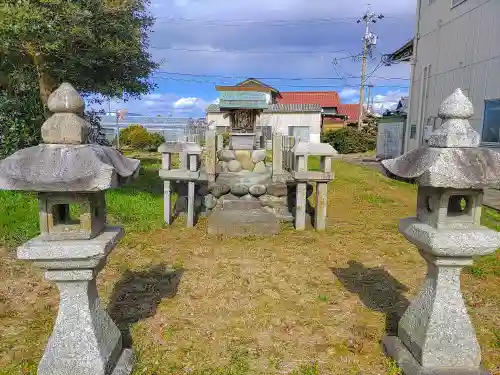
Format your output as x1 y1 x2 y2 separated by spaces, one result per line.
451 0 466 8
288 126 310 142
481 100 500 144
410 123 417 139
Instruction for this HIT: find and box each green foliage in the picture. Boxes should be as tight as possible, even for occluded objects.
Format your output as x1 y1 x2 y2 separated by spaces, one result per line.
84 109 110 146
222 132 230 147
0 0 158 107
149 131 166 150
321 127 376 154
0 88 43 159
119 125 165 151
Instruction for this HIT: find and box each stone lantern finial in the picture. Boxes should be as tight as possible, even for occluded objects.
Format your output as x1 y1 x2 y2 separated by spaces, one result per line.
427 88 479 148
41 82 90 144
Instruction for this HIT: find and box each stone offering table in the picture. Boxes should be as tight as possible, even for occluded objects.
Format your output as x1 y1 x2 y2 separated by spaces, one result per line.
381 89 499 375
0 83 140 375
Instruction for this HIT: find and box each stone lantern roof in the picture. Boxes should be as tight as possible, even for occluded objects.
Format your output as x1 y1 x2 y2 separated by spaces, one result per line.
0 83 140 191
382 89 500 188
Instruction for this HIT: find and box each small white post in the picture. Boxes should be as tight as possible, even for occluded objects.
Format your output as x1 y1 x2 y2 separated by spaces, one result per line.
187 154 197 228
295 155 307 231
162 152 172 225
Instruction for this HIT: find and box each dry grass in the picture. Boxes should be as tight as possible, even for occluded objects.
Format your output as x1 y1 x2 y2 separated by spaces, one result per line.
0 158 498 375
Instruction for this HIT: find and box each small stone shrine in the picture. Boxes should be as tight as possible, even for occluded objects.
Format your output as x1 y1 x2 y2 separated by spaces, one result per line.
159 85 337 236
0 83 140 375
381 88 500 375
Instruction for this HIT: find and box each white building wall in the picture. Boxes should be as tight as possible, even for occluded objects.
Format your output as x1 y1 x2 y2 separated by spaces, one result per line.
206 111 322 143
406 0 500 152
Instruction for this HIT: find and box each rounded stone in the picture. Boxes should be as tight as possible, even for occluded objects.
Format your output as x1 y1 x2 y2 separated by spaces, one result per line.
249 184 266 197
218 149 236 162
235 150 254 171
259 194 272 207
210 184 230 198
267 182 288 197
438 88 474 119
47 83 85 114
227 160 242 172
251 149 266 163
204 194 217 209
241 194 259 201
253 161 267 174
231 183 249 196
267 196 287 208
196 183 211 196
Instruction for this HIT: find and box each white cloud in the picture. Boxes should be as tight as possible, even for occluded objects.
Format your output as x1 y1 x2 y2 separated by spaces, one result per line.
173 97 200 109
339 88 358 99
371 89 408 113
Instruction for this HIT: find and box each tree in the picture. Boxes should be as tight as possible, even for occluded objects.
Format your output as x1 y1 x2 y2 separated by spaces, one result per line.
0 0 159 117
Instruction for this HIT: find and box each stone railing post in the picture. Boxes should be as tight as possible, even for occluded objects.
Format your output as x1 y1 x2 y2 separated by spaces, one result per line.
292 142 336 231
0 83 140 375
158 144 174 225
204 130 217 183
381 89 499 375
272 133 284 182
216 133 224 151
294 150 308 230
159 142 201 228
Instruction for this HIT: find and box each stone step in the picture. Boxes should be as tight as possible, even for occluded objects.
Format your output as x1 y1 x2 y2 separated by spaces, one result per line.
208 208 280 237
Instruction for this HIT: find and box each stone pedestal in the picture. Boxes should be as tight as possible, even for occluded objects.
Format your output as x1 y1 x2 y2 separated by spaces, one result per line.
18 227 133 375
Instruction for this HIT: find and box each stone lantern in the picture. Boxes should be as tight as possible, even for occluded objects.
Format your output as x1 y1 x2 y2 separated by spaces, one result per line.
381 89 500 375
0 83 140 375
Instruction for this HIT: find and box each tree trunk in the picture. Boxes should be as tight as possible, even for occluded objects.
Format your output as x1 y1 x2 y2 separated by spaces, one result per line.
33 54 56 119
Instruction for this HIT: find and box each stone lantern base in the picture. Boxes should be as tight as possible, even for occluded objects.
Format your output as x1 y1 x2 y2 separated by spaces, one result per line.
383 337 489 375
17 226 133 375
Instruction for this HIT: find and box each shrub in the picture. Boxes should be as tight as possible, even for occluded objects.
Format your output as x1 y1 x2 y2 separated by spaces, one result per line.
119 124 143 147
128 126 152 150
321 127 376 154
0 90 43 159
149 132 165 150
119 125 165 151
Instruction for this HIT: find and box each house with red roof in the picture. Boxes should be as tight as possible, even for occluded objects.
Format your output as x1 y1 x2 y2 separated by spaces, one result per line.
277 91 360 131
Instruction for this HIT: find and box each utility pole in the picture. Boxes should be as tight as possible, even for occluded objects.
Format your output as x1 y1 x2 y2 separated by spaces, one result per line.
357 9 384 129
367 84 374 114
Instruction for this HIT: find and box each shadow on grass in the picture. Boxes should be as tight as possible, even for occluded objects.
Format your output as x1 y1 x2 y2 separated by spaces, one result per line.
107 264 184 347
331 261 410 335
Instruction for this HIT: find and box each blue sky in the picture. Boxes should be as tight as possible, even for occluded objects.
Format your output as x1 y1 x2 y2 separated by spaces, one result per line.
94 0 416 118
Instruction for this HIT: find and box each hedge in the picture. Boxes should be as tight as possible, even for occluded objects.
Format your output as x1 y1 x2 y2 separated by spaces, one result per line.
321 127 376 154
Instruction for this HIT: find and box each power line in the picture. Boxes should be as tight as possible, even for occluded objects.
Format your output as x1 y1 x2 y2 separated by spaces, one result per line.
154 71 410 81
153 75 409 89
149 46 352 54
152 14 406 26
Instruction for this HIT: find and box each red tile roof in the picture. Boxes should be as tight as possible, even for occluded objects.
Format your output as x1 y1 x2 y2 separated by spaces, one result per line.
338 104 360 122
277 91 341 108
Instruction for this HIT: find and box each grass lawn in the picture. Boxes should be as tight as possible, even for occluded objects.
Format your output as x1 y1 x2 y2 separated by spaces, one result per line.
0 152 498 375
